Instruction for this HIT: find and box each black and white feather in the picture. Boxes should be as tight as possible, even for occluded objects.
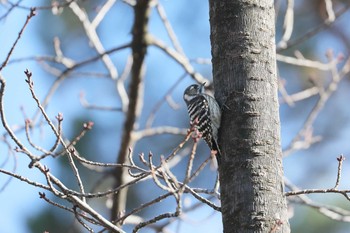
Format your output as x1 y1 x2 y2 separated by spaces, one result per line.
183 83 221 164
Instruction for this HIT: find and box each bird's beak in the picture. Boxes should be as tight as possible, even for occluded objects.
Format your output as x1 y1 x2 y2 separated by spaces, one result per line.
200 82 206 91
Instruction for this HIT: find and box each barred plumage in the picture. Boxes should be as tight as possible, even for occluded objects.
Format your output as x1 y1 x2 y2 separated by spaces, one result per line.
183 83 221 165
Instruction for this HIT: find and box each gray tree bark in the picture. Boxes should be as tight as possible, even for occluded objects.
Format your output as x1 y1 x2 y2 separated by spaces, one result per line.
209 1 291 232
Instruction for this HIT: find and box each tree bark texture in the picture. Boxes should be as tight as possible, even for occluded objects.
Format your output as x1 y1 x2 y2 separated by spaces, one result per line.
209 1 290 232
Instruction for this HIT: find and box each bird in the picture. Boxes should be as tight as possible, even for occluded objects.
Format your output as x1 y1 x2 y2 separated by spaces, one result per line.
183 82 221 165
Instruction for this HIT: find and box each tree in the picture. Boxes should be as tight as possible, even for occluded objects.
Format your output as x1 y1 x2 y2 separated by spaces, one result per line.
209 0 290 232
1 1 350 233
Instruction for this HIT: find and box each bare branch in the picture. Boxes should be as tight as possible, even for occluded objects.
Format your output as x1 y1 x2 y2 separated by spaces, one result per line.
69 1 119 79
132 126 188 141
276 53 333 71
285 178 350 222
324 0 335 22
277 4 350 51
0 8 35 71
0 75 33 159
145 72 187 128
155 2 185 55
283 54 350 157
334 155 345 189
31 42 130 124
276 0 294 49
0 168 50 191
111 0 152 221
79 92 122 111
148 35 208 84
91 0 117 29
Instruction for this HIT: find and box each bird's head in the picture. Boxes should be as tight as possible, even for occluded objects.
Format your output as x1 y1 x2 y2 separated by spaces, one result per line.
183 82 205 103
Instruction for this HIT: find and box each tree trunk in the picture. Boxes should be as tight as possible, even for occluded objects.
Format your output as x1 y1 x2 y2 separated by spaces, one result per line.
209 1 291 232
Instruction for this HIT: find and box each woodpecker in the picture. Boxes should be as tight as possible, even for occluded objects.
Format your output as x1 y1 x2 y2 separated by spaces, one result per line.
183 82 221 165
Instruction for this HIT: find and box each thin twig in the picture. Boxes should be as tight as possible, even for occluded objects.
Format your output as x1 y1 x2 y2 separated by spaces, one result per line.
0 0 23 21
73 206 94 233
334 155 345 189
79 92 122 111
132 211 180 233
285 178 350 222
277 4 350 51
145 72 187 128
117 55 133 112
117 191 173 225
132 126 188 141
91 0 117 29
24 70 86 201
69 1 119 79
283 55 350 156
276 0 294 49
182 141 197 187
148 35 208 84
31 42 130 124
0 76 33 158
286 188 350 202
0 8 36 71
155 2 185 55
276 53 333 71
0 168 50 191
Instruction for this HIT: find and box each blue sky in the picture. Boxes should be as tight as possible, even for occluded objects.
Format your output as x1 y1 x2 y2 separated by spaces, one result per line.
1 1 350 233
